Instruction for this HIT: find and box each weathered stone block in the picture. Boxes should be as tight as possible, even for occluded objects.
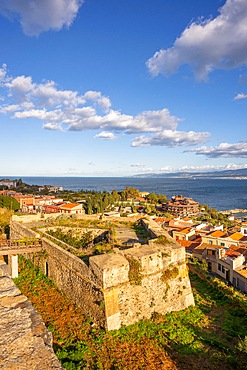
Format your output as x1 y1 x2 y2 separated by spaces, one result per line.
90 253 129 289
123 244 163 275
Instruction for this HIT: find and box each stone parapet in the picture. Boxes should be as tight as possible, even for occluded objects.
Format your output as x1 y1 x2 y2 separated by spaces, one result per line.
0 261 63 369
10 220 40 240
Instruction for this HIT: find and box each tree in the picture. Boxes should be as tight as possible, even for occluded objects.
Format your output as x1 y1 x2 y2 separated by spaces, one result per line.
146 192 158 204
0 208 12 235
120 186 140 201
111 189 120 202
157 194 167 204
0 196 19 211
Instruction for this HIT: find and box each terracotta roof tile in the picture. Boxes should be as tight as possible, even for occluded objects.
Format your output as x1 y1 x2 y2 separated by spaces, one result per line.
230 232 244 241
59 203 81 209
209 230 226 238
237 270 247 278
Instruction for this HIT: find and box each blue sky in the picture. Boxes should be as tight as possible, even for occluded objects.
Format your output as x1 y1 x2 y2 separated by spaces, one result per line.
0 0 246 176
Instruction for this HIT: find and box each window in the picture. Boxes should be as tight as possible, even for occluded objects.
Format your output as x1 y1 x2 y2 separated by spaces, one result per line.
218 263 221 271
208 262 212 271
220 242 225 246
222 266 225 273
212 250 216 256
209 240 213 244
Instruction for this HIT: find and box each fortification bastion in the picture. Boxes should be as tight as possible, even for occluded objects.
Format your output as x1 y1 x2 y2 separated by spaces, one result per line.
9 215 195 331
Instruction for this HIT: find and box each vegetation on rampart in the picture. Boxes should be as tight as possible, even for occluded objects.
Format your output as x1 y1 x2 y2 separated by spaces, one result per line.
36 218 147 259
161 266 179 283
14 256 247 370
154 235 170 245
126 257 142 285
46 227 94 249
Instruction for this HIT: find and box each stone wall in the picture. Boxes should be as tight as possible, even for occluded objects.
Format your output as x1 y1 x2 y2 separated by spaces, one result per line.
89 243 194 330
10 220 40 239
10 218 194 331
0 261 63 369
40 238 106 327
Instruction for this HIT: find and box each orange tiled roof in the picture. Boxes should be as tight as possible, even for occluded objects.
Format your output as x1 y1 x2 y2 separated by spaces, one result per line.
209 230 226 238
237 269 247 278
225 250 241 257
177 239 201 250
155 217 170 223
182 217 193 222
180 227 193 234
59 203 81 209
229 232 244 241
200 242 222 249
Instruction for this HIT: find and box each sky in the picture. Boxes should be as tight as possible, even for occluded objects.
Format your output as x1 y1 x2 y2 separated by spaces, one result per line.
0 0 247 177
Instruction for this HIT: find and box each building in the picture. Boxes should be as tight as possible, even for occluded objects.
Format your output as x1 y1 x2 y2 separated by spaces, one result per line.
58 203 84 215
0 179 17 189
172 227 196 241
38 185 63 193
201 230 247 248
163 195 199 217
191 242 247 293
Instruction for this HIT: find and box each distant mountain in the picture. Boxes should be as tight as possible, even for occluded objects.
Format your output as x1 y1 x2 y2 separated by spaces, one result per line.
134 168 247 178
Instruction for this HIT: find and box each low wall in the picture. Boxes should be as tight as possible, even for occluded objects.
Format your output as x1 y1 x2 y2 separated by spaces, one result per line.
10 220 40 239
12 213 60 223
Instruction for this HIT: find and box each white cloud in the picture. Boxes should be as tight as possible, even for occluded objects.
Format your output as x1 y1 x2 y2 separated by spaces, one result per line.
157 163 247 173
83 91 111 112
233 93 247 101
224 163 247 170
161 163 247 172
186 142 247 158
0 64 7 84
147 0 247 80
132 130 210 147
43 122 64 131
0 66 210 149
131 163 144 167
160 166 175 172
94 131 116 140
0 0 83 36
178 165 221 172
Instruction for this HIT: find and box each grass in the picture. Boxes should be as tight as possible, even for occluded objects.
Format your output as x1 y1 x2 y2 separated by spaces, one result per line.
14 257 247 369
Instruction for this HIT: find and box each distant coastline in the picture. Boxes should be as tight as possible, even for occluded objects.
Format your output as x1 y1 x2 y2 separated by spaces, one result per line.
2 176 247 213
221 209 247 214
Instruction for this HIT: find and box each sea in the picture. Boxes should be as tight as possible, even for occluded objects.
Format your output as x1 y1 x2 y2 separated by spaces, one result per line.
7 176 247 215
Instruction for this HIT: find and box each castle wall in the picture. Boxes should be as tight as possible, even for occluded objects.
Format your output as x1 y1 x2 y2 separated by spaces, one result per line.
89 244 194 330
10 219 194 331
37 238 106 327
